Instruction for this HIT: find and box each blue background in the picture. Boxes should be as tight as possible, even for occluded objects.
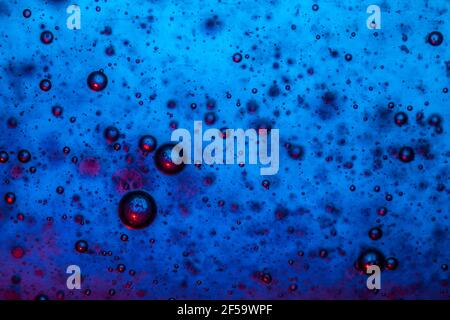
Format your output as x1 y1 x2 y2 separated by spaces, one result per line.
0 0 448 299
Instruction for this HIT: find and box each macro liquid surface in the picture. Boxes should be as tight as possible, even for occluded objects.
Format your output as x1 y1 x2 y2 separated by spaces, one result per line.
0 0 448 300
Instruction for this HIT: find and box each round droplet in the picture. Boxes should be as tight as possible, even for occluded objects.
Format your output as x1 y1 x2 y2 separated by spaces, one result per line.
154 143 185 175
288 145 303 160
385 257 399 270
104 126 120 143
427 31 443 46
5 192 16 204
0 150 9 163
394 112 408 126
75 240 88 253
377 206 388 216
118 190 157 229
18 149 31 163
368 227 383 240
39 79 52 91
87 70 108 91
139 135 157 153
428 114 442 127
40 30 54 44
11 246 24 258
204 112 216 125
398 146 414 163
356 248 385 272
23 9 31 18
117 264 126 273
232 52 242 63
52 105 63 117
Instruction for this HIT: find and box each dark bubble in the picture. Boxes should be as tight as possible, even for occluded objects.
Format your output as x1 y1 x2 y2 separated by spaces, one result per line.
22 9 31 18
39 79 52 91
232 52 242 63
139 135 157 153
154 143 185 175
394 112 408 126
52 105 63 117
4 192 16 204
377 206 388 216
385 257 399 270
87 71 108 91
117 264 126 273
118 190 157 229
427 31 444 46
0 150 9 163
75 240 88 253
204 112 216 125
356 248 385 272
40 31 54 45
428 114 442 127
368 227 383 240
18 149 31 163
288 144 304 160
398 146 415 163
103 126 120 143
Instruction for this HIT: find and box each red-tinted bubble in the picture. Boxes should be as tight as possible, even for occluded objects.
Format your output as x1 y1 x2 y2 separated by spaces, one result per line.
139 135 157 153
167 99 177 109
427 31 444 46
63 147 70 155
5 192 16 204
204 112 216 125
0 150 9 163
394 112 408 126
75 240 88 253
11 246 24 258
117 264 126 273
39 79 52 91
377 206 388 216
368 227 382 240
385 257 399 270
23 9 31 18
259 272 272 284
118 190 157 229
356 248 385 272
398 146 415 163
7 117 17 128
87 70 108 91
52 105 63 117
428 114 442 127
18 149 31 163
232 52 242 63
40 30 54 44
288 144 304 160
154 143 185 175
104 126 120 143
